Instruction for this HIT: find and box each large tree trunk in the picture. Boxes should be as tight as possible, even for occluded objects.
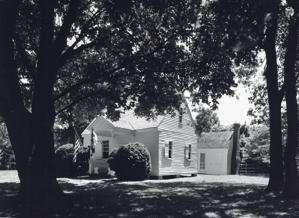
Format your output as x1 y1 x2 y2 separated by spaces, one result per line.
0 0 64 204
283 7 299 197
23 85 63 203
4 109 34 198
0 0 35 199
264 2 284 192
19 0 64 203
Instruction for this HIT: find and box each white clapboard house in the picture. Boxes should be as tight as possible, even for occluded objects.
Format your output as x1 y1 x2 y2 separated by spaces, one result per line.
82 102 198 177
197 124 241 175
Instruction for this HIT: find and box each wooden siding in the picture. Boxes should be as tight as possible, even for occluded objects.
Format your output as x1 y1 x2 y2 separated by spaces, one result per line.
135 128 159 176
158 109 198 176
94 135 113 159
112 130 134 147
82 117 113 147
83 119 134 172
159 130 197 175
88 122 159 175
84 103 198 176
197 148 228 174
158 110 195 136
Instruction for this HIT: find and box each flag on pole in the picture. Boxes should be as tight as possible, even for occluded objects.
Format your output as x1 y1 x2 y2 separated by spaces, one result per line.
73 126 83 162
90 128 98 157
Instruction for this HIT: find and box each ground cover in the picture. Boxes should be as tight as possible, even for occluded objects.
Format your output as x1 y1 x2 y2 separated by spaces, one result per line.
0 171 298 217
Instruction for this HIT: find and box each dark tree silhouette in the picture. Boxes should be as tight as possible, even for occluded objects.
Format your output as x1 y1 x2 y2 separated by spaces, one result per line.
0 0 237 204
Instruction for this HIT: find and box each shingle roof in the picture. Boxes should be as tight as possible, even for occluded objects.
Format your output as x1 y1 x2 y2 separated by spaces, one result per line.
82 99 194 133
198 131 233 148
106 111 164 130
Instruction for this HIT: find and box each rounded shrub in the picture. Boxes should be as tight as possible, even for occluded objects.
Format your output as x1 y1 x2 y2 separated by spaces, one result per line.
54 144 90 177
54 143 75 177
107 142 151 181
74 146 90 175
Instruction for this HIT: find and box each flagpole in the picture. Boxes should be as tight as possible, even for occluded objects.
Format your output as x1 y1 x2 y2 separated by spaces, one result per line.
72 123 83 163
89 127 95 175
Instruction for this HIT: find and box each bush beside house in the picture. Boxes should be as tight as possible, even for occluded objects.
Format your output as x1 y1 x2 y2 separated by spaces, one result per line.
0 144 15 170
54 144 75 177
54 143 89 177
0 123 15 170
108 142 151 181
75 146 90 175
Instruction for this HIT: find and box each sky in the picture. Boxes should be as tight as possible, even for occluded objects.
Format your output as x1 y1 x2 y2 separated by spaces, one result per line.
214 53 265 126
215 85 251 125
188 84 252 126
190 52 266 126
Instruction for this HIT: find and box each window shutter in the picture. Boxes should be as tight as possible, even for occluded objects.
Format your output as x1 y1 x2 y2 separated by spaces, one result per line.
185 145 189 159
185 144 192 160
200 153 205 169
168 141 173 158
164 142 169 158
164 141 173 159
179 108 183 126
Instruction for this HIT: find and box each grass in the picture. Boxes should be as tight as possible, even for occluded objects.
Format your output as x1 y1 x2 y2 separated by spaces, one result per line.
0 170 298 217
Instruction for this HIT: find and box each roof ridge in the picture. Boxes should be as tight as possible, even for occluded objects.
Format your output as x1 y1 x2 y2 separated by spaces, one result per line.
127 120 136 130
157 115 166 127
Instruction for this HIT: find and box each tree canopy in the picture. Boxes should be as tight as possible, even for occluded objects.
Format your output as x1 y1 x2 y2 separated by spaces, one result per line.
0 0 242 203
195 106 219 135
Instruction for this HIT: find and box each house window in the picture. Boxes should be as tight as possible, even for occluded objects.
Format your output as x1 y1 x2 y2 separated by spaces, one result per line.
179 108 183 126
164 141 173 159
200 153 205 169
102 140 109 158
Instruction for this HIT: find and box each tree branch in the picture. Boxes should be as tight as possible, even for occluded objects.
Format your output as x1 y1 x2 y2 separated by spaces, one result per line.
55 89 107 116
55 33 180 101
54 77 94 101
278 83 285 103
66 7 105 52
13 34 36 78
58 41 97 68
57 6 106 68
54 0 80 57
54 65 125 101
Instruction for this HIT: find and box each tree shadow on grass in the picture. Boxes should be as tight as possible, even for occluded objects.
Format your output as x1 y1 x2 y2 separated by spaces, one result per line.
1 179 299 217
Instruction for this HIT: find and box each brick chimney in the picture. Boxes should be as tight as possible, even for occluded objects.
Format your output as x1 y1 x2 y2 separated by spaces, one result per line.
231 123 240 174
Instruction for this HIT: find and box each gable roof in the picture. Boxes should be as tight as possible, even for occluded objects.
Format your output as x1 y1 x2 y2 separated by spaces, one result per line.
82 99 195 133
106 111 164 130
198 131 233 149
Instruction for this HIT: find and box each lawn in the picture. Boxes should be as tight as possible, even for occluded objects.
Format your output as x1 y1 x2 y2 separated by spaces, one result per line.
0 170 298 218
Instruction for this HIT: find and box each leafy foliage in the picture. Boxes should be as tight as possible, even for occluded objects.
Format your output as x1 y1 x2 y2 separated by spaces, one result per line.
0 123 15 170
195 106 219 135
108 142 151 181
74 146 90 175
13 0 246 148
12 0 243 123
54 144 75 177
241 125 270 166
204 0 299 192
0 0 267 199
54 144 89 177
230 1 299 128
15 1 200 120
